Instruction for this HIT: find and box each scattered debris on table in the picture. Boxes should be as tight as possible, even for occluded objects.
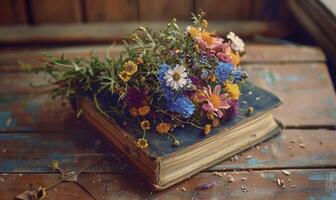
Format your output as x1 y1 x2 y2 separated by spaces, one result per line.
227 175 235 183
241 185 248 192
282 170 291 176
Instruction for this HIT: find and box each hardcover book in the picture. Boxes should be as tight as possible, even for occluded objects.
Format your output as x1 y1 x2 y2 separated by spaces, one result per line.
77 81 283 190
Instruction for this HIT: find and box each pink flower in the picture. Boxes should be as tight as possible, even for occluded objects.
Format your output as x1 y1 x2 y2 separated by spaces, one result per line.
198 85 231 118
197 35 224 52
216 52 232 62
210 37 224 52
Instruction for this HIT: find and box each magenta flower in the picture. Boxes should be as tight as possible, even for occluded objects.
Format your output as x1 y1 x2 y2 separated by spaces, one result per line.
198 85 231 118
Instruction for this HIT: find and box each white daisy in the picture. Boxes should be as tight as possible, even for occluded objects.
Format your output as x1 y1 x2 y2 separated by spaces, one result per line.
164 65 188 90
227 32 245 52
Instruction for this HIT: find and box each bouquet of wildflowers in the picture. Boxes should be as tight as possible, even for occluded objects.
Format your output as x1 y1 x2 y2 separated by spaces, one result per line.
37 13 247 148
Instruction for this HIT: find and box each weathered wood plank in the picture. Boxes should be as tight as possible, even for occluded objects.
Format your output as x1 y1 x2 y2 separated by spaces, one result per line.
0 73 50 94
211 129 336 171
0 44 325 72
0 94 90 132
1 169 336 199
0 130 335 173
246 63 336 126
244 44 325 63
0 21 286 46
195 0 253 20
30 0 82 24
0 0 27 25
84 0 138 22
139 0 192 20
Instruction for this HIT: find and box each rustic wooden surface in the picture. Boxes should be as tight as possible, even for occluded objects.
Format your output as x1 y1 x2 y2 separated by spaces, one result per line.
0 21 287 47
29 0 83 24
0 44 335 199
0 0 27 25
0 0 290 25
84 0 139 22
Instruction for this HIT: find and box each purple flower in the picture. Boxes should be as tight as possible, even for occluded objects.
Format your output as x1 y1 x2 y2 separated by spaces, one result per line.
226 100 239 119
125 88 146 108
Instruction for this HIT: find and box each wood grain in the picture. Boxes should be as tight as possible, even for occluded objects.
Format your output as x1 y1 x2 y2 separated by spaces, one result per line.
139 0 192 20
30 0 82 24
244 44 325 63
0 0 27 25
0 21 286 46
0 94 90 132
1 169 335 200
195 0 252 20
84 0 138 22
246 63 336 126
0 129 335 173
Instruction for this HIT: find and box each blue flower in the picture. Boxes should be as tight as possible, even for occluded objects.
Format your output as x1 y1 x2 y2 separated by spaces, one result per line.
215 62 234 82
232 68 247 83
157 64 195 118
167 95 195 118
158 63 170 85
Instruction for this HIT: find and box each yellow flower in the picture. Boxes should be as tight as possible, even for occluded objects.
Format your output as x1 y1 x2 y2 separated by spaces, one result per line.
187 26 201 38
156 122 170 134
225 81 240 100
34 186 47 200
204 124 212 135
208 74 216 82
200 31 214 45
230 52 240 67
140 120 151 131
123 60 138 75
201 19 208 28
119 71 131 82
128 107 138 117
136 138 148 149
138 105 150 116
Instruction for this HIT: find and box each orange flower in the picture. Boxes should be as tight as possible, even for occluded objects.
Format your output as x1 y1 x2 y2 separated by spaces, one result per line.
128 107 138 117
156 123 171 134
230 52 240 67
200 31 214 46
204 124 212 135
138 105 150 116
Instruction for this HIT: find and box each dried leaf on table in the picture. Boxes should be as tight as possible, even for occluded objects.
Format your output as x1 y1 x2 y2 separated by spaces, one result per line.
15 190 34 200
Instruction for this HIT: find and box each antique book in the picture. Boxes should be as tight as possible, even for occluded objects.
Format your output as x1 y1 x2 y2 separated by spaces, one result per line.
77 81 283 190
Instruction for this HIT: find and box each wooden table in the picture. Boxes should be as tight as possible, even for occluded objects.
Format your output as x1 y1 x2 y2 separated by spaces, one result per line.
0 44 335 199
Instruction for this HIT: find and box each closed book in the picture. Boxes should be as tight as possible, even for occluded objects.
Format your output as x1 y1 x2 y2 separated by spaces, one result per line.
77 81 283 190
